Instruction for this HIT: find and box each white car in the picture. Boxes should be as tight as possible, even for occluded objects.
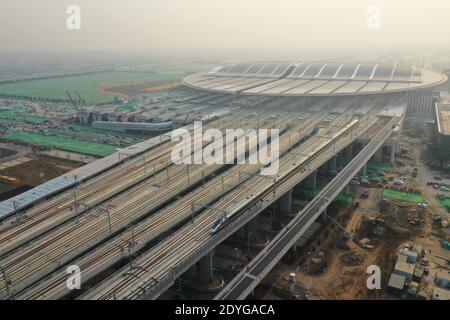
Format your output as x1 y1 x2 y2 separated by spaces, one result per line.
417 203 428 209
440 186 450 192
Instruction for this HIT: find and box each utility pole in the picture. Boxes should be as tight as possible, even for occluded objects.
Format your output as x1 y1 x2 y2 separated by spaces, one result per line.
130 222 136 246
101 208 112 232
186 165 190 185
13 200 20 222
0 266 13 299
143 156 146 174
165 160 169 181
127 222 136 271
127 245 134 271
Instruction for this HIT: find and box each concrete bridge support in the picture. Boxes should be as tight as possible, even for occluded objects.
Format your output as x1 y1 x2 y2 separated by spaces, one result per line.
278 189 293 214
246 217 258 243
361 164 367 176
389 144 396 164
372 148 383 162
303 170 318 190
236 226 246 239
198 251 215 285
328 156 337 173
319 163 328 174
344 143 354 160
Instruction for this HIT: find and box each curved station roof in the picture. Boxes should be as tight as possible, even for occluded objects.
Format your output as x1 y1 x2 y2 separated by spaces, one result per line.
184 61 448 97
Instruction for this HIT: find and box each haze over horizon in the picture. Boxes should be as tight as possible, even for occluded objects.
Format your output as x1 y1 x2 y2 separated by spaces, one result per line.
0 0 449 57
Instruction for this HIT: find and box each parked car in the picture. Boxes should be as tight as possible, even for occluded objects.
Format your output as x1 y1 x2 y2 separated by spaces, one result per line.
417 203 428 209
440 186 450 192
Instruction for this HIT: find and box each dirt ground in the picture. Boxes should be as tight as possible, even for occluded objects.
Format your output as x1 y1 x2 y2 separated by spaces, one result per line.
257 128 449 300
0 152 82 188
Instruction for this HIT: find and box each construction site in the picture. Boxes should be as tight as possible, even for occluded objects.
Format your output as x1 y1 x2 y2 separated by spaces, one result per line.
0 59 448 302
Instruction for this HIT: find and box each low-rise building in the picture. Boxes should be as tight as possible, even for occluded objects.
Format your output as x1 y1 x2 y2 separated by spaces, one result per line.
394 261 415 281
388 273 406 295
432 287 450 300
407 281 419 298
413 267 424 283
399 248 418 264
396 253 408 263
435 269 450 289
412 244 424 259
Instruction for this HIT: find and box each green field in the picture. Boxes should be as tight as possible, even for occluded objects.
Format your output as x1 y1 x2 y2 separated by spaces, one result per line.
436 196 450 210
70 124 126 134
298 188 353 204
115 103 138 113
367 162 392 173
0 105 50 124
383 189 424 202
3 132 117 157
0 71 183 104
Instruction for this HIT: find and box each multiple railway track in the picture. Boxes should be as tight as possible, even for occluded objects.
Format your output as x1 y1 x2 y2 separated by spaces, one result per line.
0 98 311 299
81 113 382 300
0 95 391 300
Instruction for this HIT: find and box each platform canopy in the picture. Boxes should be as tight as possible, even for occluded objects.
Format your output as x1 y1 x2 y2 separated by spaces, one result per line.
184 61 448 97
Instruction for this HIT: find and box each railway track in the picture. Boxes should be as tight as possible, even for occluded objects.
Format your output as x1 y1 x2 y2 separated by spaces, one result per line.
80 113 374 300
16 110 324 300
0 105 301 299
0 108 266 255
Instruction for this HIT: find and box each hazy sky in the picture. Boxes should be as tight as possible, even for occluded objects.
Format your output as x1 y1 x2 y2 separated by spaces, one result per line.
0 0 449 54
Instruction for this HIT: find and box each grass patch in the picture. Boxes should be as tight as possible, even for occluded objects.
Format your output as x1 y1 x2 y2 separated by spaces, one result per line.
0 71 183 104
383 189 423 202
436 196 450 210
0 105 50 123
70 124 122 134
3 132 117 157
367 162 392 173
298 188 353 204
115 103 137 113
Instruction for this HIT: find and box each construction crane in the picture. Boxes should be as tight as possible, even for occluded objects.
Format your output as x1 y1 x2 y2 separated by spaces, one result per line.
65 90 83 122
66 90 81 114
75 90 87 108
